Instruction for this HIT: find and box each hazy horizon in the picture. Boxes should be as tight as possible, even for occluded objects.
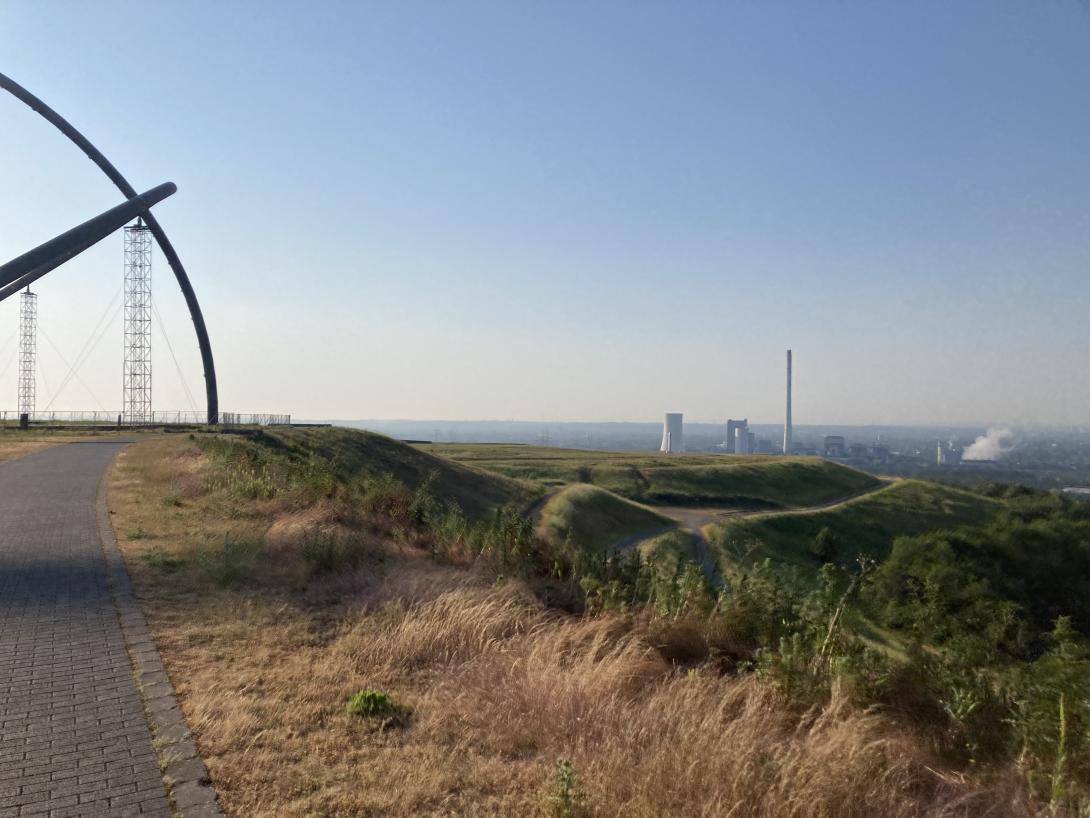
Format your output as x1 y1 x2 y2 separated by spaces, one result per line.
4 2 1090 426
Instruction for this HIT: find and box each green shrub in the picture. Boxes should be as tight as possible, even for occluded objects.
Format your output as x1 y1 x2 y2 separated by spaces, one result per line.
140 548 184 571
423 500 539 574
346 688 405 721
197 534 262 587
409 471 439 524
301 528 369 575
360 472 413 520
548 758 589 818
161 494 182 507
810 526 838 563
1006 617 1090 804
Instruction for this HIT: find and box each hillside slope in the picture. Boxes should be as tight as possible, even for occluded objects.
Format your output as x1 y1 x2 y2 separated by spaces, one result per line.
537 484 674 552
711 479 1001 569
108 431 1046 816
420 444 880 508
206 427 537 518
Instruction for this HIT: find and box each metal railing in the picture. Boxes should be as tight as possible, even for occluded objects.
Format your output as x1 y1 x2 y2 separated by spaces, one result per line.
0 410 291 426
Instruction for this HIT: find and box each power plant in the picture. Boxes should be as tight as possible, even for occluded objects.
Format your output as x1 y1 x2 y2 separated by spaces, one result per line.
660 413 684 453
664 348 795 456
724 418 748 453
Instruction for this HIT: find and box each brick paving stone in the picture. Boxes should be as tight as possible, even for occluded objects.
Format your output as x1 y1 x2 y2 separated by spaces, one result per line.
0 442 169 817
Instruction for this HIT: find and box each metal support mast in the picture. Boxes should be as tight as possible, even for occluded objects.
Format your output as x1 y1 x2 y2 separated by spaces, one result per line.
123 221 152 424
17 289 36 417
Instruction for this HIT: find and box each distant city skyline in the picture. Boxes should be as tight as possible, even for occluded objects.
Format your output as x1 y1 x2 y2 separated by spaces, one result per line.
2 2 1090 425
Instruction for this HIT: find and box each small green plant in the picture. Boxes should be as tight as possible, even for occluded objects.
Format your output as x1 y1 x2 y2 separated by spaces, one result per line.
301 528 368 575
548 758 588 818
409 471 439 525
810 526 838 563
126 527 149 540
197 533 261 587
161 494 182 508
346 689 407 724
141 548 185 571
360 472 413 519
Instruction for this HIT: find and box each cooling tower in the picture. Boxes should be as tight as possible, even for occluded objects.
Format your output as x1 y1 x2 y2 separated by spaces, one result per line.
784 349 793 455
660 413 684 453
726 418 747 453
734 426 749 454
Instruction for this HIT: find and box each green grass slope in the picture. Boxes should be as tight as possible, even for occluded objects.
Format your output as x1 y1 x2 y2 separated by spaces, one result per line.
420 444 880 508
711 479 1001 570
537 484 674 552
205 427 537 518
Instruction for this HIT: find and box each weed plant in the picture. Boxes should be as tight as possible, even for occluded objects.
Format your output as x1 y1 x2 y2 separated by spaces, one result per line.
197 533 262 587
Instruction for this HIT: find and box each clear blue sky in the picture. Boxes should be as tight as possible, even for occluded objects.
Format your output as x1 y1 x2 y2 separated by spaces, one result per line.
2 1 1089 425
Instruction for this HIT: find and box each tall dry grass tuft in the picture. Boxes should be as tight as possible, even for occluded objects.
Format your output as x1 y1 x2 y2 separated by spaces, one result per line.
341 583 545 674
582 676 1034 817
424 616 667 756
407 588 1037 817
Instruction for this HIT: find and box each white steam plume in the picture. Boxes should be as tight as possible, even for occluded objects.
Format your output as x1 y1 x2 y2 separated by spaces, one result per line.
962 427 1013 461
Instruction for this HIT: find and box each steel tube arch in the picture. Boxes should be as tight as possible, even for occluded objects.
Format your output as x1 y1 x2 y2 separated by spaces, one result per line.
0 183 176 297
0 71 219 424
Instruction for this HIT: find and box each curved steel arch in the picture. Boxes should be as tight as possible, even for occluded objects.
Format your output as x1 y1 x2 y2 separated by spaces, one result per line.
0 71 219 424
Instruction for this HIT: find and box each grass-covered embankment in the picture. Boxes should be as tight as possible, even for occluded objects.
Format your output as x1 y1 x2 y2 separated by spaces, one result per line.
536 484 674 552
107 428 1056 816
710 479 1001 569
202 426 537 518
421 443 880 508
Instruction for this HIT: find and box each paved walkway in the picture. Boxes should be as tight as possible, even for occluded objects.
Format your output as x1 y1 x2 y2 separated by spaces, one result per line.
0 440 170 818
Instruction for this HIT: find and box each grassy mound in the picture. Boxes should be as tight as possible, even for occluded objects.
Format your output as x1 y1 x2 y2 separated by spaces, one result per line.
537 484 674 552
712 479 1001 569
204 427 536 519
421 444 880 508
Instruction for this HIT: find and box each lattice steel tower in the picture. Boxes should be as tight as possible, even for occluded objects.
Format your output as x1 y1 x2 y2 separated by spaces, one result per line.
123 220 152 423
17 289 36 416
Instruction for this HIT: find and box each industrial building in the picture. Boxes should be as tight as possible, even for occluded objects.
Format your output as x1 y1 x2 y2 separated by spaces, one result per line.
725 418 748 453
823 435 846 458
735 427 749 454
675 348 794 458
937 441 962 466
660 413 684 453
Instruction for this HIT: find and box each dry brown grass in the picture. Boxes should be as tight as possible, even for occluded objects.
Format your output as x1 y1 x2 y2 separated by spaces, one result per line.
109 435 1040 818
0 430 101 464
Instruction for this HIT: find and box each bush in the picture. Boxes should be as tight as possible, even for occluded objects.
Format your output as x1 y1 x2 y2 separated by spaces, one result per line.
345 689 409 727
360 472 413 520
161 494 182 507
810 526 838 563
140 548 185 572
197 534 262 587
548 758 589 818
301 528 369 575
1006 617 1090 803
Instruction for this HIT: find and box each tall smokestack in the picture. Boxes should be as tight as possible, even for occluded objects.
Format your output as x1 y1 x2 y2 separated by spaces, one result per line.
783 349 793 456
